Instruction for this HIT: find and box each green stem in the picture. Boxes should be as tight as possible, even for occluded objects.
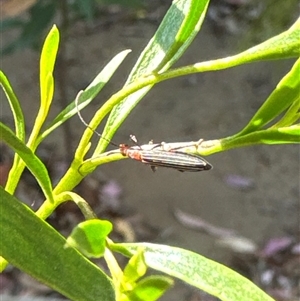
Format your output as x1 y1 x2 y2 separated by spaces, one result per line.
78 38 299 158
35 161 83 220
198 126 300 156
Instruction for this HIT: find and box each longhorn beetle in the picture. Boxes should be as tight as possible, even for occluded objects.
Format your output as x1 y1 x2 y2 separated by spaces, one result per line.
76 96 212 172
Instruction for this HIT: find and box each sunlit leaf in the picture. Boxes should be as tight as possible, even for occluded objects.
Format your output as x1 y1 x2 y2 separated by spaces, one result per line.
66 219 112 258
0 70 25 141
111 242 274 301
38 49 131 142
98 0 210 153
236 58 300 136
0 123 53 202
126 275 173 301
0 188 115 301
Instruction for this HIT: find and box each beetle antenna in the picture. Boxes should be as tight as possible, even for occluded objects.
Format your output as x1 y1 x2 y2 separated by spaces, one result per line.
75 92 119 147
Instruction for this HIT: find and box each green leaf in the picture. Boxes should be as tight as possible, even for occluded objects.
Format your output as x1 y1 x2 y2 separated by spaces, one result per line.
111 243 274 301
126 275 173 301
0 122 54 202
99 0 210 152
225 125 300 148
39 24 59 116
26 25 59 149
184 18 300 81
239 16 300 61
217 17 300 69
152 0 211 73
122 249 147 284
66 219 113 258
273 97 300 128
120 250 173 301
131 276 173 301
237 58 300 136
0 187 115 301
38 49 131 142
0 70 25 141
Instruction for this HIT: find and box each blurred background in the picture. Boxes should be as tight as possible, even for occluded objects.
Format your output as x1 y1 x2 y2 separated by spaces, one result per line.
0 0 299 300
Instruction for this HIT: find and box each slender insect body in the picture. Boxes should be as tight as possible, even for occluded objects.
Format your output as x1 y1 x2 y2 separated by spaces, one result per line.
119 144 212 172
140 150 212 172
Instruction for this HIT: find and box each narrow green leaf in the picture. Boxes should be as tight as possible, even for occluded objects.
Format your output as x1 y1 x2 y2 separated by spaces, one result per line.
0 122 53 202
38 49 131 142
190 125 300 156
213 125 300 155
111 243 274 301
99 0 210 152
238 16 300 61
273 97 300 128
127 275 173 301
213 17 299 70
66 219 113 258
237 58 300 136
153 0 211 72
227 125 300 146
40 25 59 110
43 72 54 113
26 25 59 149
183 18 300 83
0 71 25 141
122 249 147 284
0 188 115 301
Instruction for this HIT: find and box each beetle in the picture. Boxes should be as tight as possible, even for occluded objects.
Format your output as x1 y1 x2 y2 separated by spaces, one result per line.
119 143 212 172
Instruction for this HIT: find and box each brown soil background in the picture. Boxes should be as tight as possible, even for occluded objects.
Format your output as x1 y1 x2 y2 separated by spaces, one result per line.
1 3 299 300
